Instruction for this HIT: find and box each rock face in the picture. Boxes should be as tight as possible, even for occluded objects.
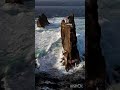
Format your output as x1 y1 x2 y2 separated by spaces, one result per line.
0 74 4 90
5 0 23 4
85 0 106 89
37 14 50 28
61 14 80 71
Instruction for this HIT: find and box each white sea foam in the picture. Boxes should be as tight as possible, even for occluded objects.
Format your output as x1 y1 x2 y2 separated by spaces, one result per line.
35 17 85 77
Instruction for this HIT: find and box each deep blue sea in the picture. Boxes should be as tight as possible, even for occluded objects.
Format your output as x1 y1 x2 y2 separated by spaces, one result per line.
35 6 85 17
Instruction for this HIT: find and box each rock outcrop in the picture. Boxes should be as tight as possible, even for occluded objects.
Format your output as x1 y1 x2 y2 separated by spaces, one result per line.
37 13 50 28
61 14 80 71
85 0 106 89
0 74 4 90
5 0 23 4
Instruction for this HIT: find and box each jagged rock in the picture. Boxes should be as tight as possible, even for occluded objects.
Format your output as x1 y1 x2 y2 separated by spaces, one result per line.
61 14 80 71
86 0 106 89
5 0 23 4
0 74 5 90
37 13 50 28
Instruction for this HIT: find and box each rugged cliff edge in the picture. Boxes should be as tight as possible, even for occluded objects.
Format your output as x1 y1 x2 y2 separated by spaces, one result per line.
0 0 34 90
37 13 50 28
61 14 80 71
85 0 106 89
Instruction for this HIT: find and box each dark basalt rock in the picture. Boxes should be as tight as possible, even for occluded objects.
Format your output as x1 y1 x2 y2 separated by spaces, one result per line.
37 13 50 28
85 0 106 89
5 0 23 4
0 74 5 90
61 14 80 71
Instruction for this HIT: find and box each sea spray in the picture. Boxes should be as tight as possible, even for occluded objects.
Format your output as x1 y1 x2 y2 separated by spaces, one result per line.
35 17 85 77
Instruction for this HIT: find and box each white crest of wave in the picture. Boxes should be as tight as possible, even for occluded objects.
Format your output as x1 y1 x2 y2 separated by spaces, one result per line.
35 17 85 77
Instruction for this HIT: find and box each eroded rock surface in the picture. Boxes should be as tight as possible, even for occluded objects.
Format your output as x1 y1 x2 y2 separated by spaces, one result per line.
61 14 80 71
37 13 50 28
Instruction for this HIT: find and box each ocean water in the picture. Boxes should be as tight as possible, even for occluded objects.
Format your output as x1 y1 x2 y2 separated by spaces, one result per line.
35 17 85 77
35 6 85 17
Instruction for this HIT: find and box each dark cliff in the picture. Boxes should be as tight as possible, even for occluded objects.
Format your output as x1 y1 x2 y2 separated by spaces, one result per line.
37 14 50 28
61 14 80 71
85 0 106 89
0 0 34 90
98 0 120 89
5 0 23 4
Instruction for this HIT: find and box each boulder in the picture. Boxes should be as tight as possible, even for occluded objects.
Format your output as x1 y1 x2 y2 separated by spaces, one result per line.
85 0 106 89
61 14 80 71
37 13 50 28
5 0 23 4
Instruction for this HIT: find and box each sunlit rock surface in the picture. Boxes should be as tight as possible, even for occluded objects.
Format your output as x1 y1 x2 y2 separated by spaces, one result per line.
61 15 80 71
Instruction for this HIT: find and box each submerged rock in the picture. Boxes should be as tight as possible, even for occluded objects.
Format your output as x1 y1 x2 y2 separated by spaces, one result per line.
37 13 50 28
61 14 80 71
35 69 84 90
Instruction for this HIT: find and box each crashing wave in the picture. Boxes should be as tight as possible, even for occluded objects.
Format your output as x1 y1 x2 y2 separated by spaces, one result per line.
35 17 85 77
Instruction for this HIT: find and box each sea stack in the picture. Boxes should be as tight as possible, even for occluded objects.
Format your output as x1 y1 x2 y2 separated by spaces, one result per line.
61 14 80 71
37 13 50 28
86 0 106 89
5 0 23 4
